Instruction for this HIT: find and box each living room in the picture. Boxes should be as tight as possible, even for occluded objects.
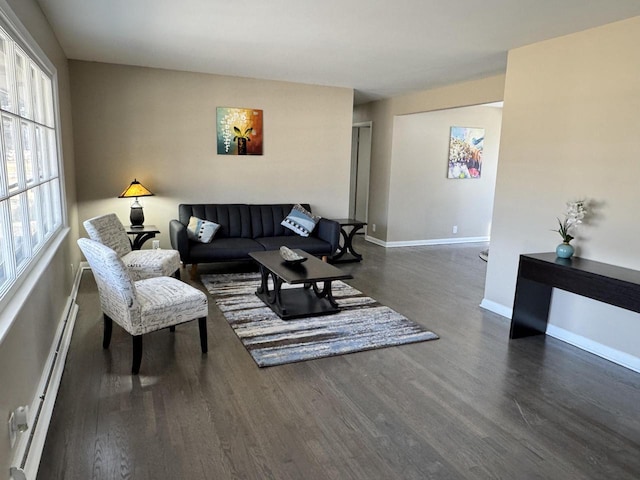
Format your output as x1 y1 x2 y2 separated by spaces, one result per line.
2 0 640 478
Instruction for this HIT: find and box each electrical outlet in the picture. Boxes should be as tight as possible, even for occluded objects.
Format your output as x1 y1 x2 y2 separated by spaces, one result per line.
372 224 376 232
8 406 28 449
452 225 458 234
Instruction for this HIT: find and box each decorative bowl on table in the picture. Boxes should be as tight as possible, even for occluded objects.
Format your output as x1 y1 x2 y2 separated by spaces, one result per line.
280 246 307 264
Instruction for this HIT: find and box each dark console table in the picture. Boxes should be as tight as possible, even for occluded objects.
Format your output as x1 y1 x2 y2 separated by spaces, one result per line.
510 253 640 339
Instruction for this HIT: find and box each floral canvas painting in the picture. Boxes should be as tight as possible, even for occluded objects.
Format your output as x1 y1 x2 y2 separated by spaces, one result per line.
447 126 484 179
217 107 263 155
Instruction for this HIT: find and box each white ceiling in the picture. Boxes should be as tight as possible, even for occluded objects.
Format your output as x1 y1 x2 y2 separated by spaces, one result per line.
35 0 640 104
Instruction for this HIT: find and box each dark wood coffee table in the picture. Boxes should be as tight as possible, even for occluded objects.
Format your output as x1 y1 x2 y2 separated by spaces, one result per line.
249 249 353 320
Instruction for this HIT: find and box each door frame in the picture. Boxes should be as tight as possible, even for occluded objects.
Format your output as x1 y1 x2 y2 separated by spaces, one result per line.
350 121 372 228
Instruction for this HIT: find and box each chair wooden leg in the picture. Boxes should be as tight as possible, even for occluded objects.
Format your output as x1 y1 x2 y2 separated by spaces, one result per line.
198 317 208 353
169 326 176 332
190 264 198 280
103 314 113 349
132 335 143 374
173 269 181 280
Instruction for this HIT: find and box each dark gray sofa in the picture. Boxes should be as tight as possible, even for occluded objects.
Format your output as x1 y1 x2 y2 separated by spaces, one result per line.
169 203 340 275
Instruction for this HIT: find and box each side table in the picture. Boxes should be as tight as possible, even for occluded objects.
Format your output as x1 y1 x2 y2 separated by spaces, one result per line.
125 225 160 250
329 218 367 263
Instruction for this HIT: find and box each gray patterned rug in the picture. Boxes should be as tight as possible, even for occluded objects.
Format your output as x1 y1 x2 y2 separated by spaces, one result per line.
202 273 439 367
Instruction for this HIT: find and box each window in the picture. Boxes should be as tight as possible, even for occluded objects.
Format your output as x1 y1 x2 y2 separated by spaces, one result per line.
0 22 63 300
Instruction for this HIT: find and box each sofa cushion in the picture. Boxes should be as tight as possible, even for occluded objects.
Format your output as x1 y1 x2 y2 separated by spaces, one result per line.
187 216 220 243
250 204 295 238
179 204 252 239
281 204 320 237
189 237 264 262
255 236 331 255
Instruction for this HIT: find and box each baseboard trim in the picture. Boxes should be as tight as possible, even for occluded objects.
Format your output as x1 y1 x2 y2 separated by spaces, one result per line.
11 265 82 478
479 298 512 319
364 235 490 248
479 298 640 374
364 235 386 247
546 324 640 374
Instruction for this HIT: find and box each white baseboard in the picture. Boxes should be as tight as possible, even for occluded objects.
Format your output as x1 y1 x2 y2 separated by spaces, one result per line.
364 235 386 247
479 298 512 319
546 324 640 374
364 235 489 248
479 298 640 374
11 265 82 479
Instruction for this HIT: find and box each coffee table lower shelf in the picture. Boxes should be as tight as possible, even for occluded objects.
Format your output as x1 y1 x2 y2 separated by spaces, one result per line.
250 249 353 321
255 282 340 320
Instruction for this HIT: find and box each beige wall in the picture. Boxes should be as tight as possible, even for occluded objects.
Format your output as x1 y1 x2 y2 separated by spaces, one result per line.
0 0 77 471
353 75 505 242
388 105 502 243
484 17 640 362
70 61 354 246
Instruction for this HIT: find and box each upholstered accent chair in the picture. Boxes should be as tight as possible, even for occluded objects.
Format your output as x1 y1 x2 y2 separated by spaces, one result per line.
83 213 181 281
78 238 209 374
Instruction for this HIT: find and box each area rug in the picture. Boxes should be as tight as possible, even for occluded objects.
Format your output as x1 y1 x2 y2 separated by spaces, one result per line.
202 273 438 367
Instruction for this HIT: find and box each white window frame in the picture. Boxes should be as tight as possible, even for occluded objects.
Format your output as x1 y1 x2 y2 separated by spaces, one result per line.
0 1 68 333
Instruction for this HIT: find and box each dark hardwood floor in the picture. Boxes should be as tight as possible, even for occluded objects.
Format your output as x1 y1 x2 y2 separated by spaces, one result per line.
37 240 640 479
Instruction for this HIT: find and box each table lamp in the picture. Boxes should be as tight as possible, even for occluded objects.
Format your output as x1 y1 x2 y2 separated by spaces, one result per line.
118 179 154 228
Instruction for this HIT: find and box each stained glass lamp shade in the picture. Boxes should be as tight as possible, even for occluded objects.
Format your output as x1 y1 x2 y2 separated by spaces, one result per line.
118 179 154 227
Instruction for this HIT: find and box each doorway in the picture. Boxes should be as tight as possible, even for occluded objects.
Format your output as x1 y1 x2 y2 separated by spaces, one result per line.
349 122 372 229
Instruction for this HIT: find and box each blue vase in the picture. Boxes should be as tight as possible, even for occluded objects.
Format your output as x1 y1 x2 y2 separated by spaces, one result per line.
556 242 574 259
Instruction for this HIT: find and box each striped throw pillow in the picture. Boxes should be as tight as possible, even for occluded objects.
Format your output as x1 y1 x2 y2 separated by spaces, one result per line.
187 216 220 243
281 204 320 237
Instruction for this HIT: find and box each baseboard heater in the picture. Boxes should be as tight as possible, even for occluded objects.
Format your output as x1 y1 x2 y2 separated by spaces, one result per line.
9 267 82 480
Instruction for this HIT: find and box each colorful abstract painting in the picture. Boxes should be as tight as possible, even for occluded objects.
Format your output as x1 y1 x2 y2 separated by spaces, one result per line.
447 126 484 179
217 107 263 155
